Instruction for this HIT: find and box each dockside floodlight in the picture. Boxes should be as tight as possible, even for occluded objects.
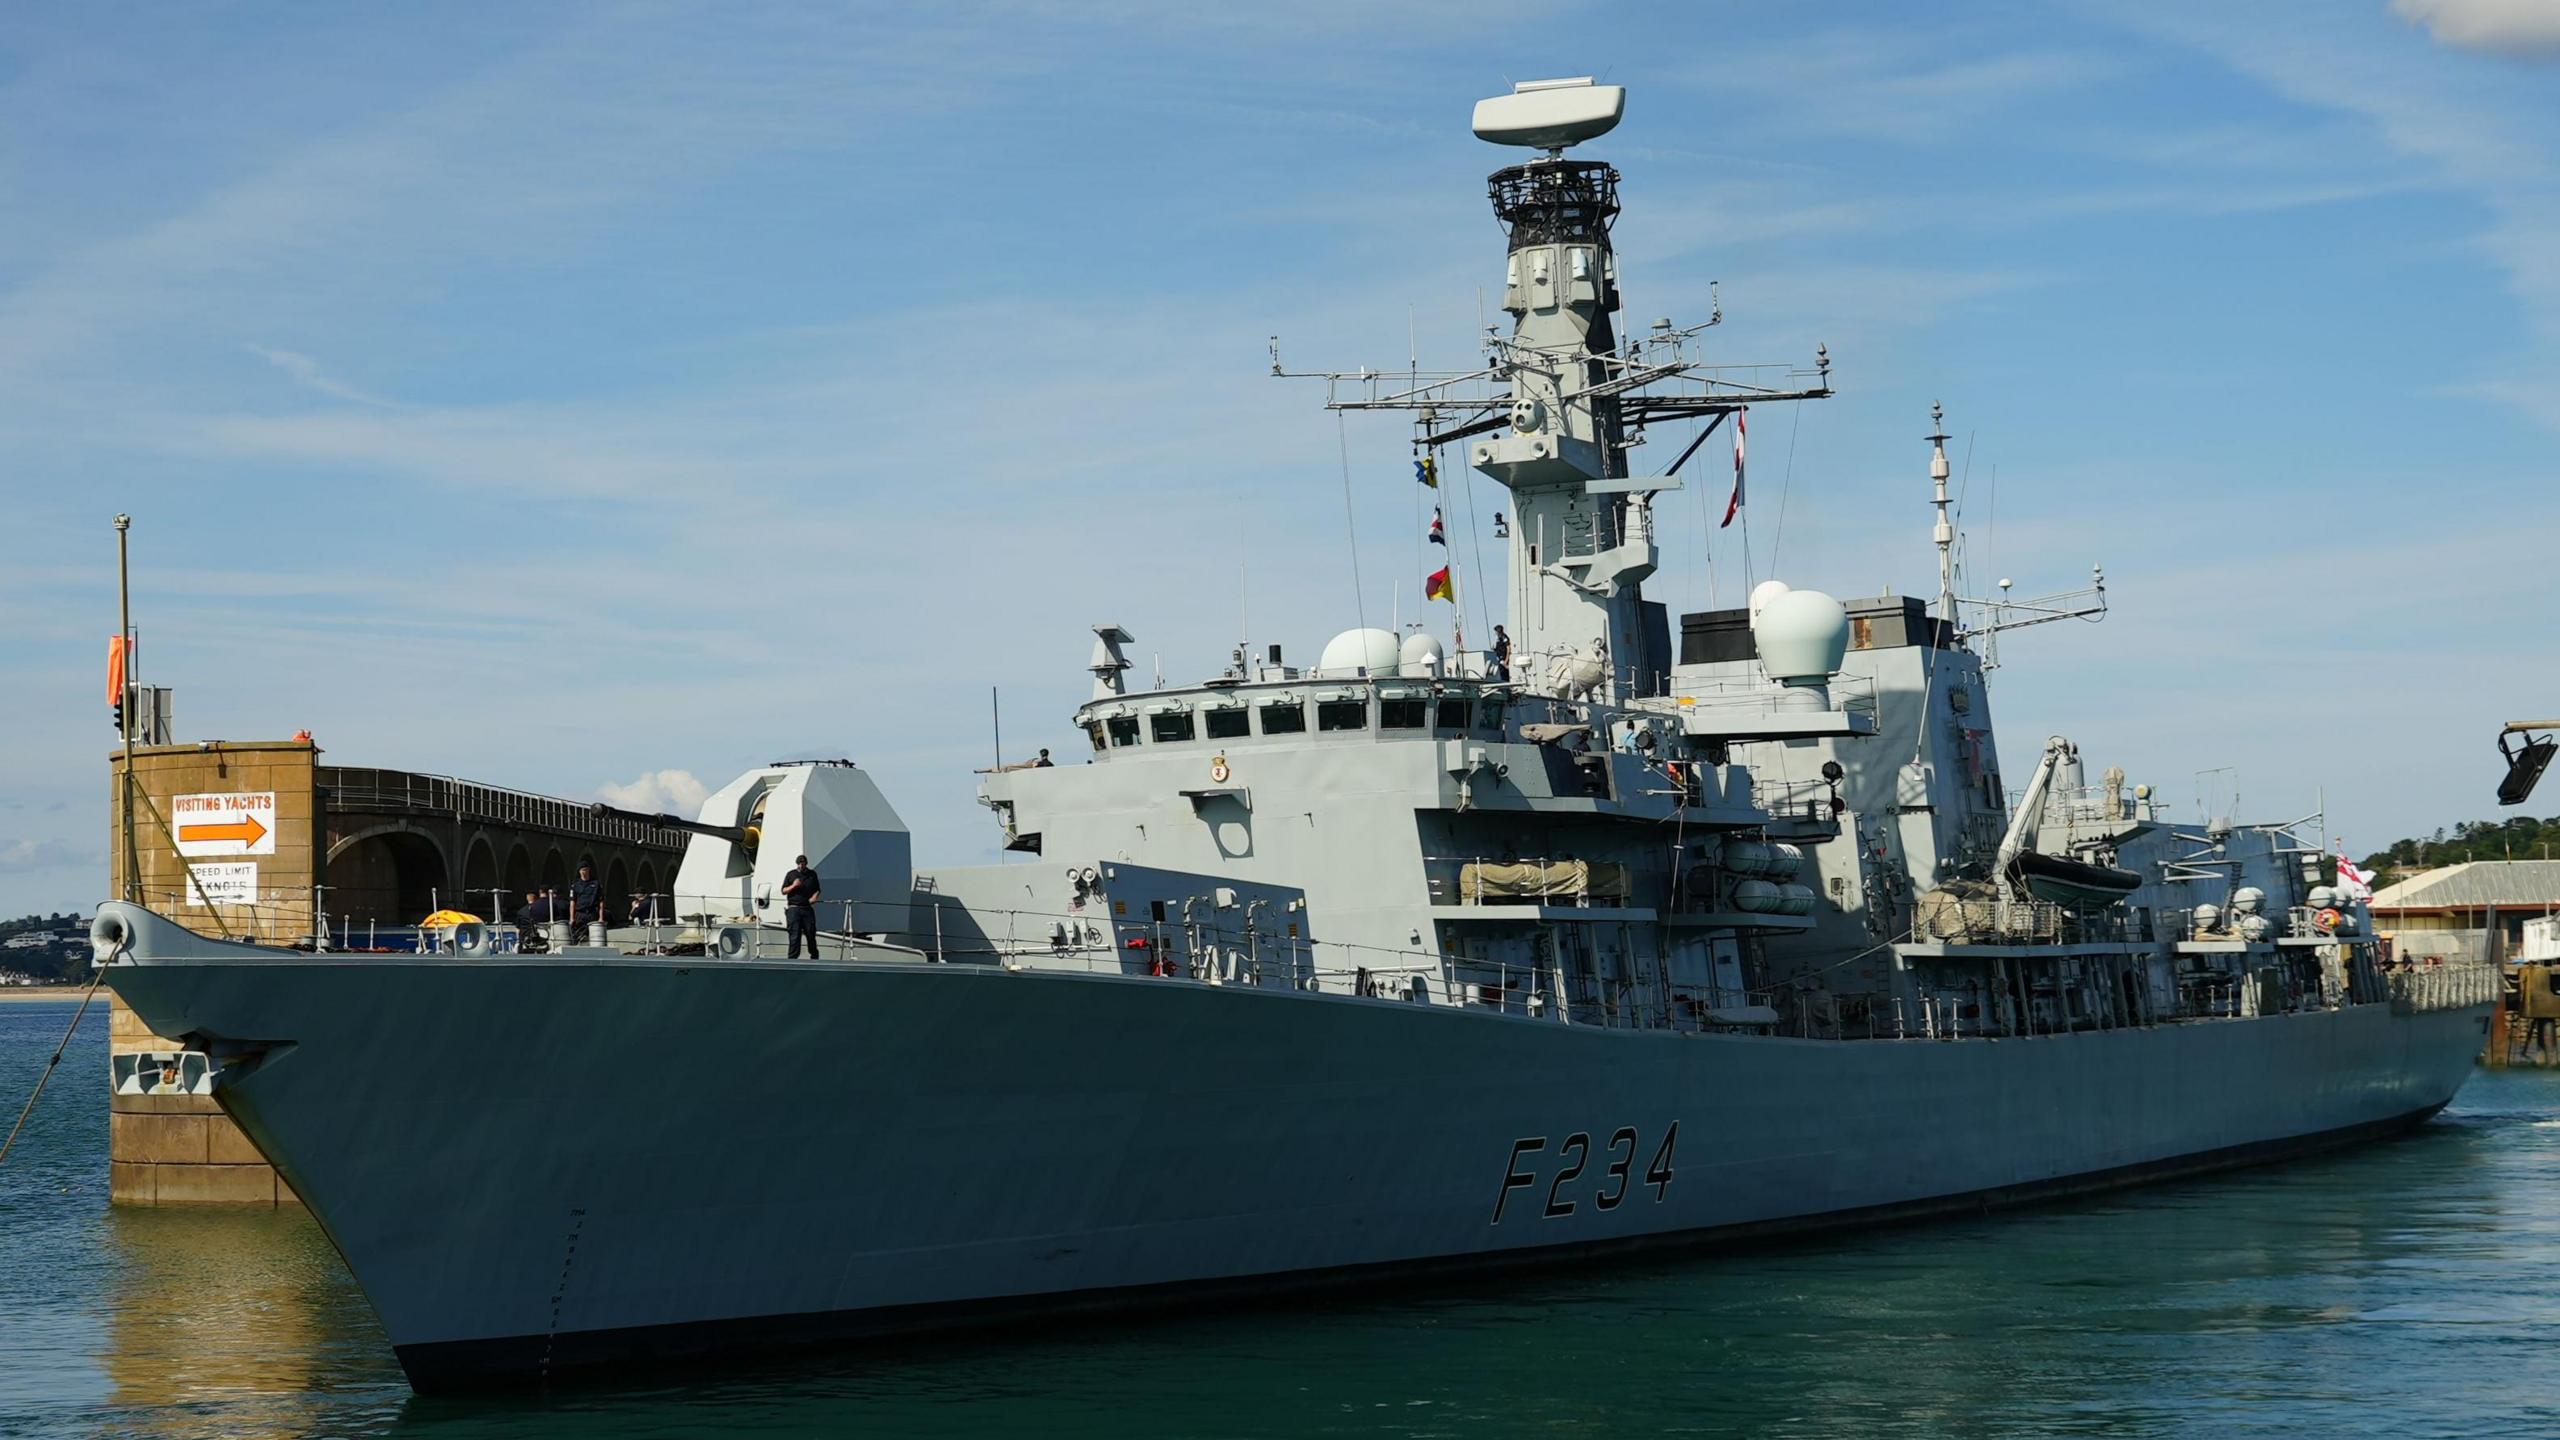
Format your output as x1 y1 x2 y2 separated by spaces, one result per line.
2499 722 2558 806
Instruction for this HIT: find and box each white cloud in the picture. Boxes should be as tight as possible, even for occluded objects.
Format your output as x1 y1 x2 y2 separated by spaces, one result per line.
2101 4 2560 435
0 839 94 873
2392 0 2560 57
596 769 711 817
243 344 396 408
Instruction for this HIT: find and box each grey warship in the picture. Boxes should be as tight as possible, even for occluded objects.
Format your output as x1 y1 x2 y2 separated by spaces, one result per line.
97 78 2493 1390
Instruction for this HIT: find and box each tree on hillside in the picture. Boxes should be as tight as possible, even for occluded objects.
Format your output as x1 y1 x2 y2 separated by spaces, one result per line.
2365 814 2560 875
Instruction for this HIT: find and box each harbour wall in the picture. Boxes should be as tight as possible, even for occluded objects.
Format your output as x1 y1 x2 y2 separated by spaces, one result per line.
104 736 684 1205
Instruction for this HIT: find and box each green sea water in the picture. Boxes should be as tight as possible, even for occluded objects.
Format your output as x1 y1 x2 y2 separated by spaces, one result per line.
7 999 2560 1439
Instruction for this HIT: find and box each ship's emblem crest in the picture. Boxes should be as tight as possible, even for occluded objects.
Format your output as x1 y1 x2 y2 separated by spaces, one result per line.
1210 754 1231 784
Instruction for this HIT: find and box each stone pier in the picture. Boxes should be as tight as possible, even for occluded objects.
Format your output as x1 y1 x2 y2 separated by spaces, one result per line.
105 736 683 1204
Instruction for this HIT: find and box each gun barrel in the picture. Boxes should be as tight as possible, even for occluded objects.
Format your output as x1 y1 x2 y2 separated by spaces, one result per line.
591 802 750 846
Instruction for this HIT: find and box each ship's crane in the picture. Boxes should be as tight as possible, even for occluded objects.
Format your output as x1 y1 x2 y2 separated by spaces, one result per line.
1995 737 2075 904
1995 735 2141 911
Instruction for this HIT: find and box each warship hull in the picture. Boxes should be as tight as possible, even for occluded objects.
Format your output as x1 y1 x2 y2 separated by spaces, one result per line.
105 936 2486 1391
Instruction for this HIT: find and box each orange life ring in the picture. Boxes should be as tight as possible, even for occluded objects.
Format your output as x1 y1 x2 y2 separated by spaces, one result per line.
2315 907 2342 931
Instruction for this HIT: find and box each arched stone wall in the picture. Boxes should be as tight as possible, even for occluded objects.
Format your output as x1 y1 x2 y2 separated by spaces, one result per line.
462 837 499 914
324 825 450 925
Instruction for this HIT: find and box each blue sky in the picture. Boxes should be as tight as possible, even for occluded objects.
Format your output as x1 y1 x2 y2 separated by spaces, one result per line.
3 1 2557 914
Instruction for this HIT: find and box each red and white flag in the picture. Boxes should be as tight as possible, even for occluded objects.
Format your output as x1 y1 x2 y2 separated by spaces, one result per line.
2336 854 2376 902
1721 409 1747 529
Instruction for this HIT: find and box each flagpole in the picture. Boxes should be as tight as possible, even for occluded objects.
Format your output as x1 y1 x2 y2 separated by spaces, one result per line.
116 514 139 904
1451 561 1466 662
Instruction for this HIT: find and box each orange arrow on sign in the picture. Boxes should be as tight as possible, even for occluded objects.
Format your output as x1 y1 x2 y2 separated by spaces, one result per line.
177 814 267 847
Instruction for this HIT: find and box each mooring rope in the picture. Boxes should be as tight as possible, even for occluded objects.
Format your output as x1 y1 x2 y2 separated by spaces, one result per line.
0 954 114 1172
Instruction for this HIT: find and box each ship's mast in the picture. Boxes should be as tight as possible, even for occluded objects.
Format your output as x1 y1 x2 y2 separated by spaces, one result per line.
1928 402 1955 625
1278 79 1832 703
1929 401 2110 668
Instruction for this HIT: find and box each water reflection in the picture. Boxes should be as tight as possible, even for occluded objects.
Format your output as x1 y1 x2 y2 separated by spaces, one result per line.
95 1205 407 1438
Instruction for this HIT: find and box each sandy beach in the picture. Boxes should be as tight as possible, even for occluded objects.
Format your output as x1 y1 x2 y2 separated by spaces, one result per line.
0 987 94 1004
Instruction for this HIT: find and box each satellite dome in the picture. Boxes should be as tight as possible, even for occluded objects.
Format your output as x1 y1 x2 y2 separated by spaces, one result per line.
1318 628 1402 677
1752 587 1850 685
1398 632 1446 677
1748 579 1791 620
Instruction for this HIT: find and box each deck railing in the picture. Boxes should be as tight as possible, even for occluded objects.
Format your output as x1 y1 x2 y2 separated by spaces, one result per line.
2388 961 2499 1015
317 767 682 850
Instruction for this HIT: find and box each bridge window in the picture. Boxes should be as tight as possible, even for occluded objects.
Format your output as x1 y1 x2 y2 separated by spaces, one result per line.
1435 698 1473 730
1259 701 1306 735
1479 696 1507 732
1150 710 1196 743
1317 699 1368 732
1380 698 1427 730
1107 715 1141 748
1205 707 1249 740
1085 721 1107 753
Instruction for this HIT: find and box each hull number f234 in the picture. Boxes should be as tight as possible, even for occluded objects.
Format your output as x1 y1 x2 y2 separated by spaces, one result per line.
1491 1123 1678 1224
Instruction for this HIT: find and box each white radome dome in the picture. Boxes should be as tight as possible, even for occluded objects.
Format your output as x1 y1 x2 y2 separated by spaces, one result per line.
1398 632 1446 677
1752 587 1850 684
1748 579 1792 619
1318 627 1402 676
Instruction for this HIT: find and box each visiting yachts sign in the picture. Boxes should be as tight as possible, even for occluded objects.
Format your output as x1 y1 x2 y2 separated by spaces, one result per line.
172 791 276 857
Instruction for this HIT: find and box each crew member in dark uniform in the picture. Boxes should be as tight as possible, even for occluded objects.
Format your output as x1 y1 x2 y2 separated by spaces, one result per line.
781 854 822 959
1490 624 1513 682
567 862 603 944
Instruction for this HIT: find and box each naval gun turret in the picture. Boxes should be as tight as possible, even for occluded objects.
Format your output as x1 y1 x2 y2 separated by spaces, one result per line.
662 761 913 932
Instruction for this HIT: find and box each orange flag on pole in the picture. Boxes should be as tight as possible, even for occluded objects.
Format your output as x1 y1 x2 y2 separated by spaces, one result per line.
1425 565 1454 603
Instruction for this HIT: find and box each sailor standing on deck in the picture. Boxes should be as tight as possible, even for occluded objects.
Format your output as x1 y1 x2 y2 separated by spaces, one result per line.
567 862 602 944
781 854 822 959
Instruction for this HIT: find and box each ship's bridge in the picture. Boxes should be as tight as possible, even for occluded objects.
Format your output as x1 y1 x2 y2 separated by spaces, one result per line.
1072 674 1520 755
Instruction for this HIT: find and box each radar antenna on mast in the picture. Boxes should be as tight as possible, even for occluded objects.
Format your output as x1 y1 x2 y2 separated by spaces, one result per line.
1271 78 1839 709
1929 403 2107 669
